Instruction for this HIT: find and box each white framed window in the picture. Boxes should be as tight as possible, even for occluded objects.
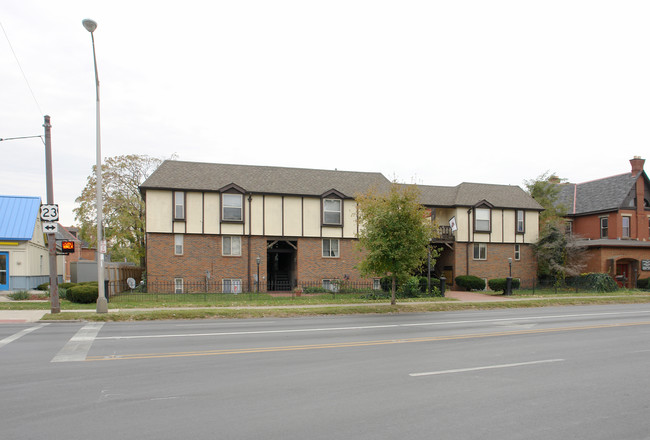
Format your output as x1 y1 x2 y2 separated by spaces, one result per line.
323 199 342 225
174 191 185 220
222 236 242 256
222 193 243 222
322 279 339 292
622 216 631 238
473 243 487 260
223 279 242 294
373 279 381 290
174 234 184 255
514 244 521 261
600 217 608 238
565 220 573 235
174 278 184 294
516 210 525 233
475 208 491 232
322 239 340 258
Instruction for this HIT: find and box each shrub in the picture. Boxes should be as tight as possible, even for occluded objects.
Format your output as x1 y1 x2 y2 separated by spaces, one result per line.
566 273 618 293
66 284 99 304
398 276 422 298
302 286 329 294
637 278 650 290
36 282 49 291
488 278 521 293
8 290 31 300
60 282 77 289
455 275 485 291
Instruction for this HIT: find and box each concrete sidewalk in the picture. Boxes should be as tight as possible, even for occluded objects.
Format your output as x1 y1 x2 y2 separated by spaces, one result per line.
0 291 515 323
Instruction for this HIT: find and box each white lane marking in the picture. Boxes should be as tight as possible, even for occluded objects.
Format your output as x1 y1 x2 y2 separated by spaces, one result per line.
95 310 650 341
410 359 565 377
0 324 49 349
51 323 104 362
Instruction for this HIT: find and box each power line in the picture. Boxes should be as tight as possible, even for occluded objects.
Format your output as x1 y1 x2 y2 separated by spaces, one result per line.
0 20 44 116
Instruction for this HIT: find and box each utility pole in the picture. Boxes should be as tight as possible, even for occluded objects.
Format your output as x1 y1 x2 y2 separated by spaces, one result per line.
44 115 60 313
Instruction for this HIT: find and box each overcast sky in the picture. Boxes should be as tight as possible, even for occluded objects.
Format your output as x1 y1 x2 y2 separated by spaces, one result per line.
2 1 649 225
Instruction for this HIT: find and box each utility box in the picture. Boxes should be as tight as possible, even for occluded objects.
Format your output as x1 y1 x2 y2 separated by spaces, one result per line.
70 261 97 283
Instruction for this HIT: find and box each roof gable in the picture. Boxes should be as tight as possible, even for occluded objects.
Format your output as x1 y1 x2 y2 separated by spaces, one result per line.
557 172 641 215
0 195 41 241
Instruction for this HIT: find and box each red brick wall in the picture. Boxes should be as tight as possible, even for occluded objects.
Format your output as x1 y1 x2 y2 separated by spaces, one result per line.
147 233 369 291
297 238 365 284
453 242 537 289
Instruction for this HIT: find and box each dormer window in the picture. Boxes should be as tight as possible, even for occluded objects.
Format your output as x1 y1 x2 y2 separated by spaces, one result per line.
323 199 342 225
475 208 491 232
222 193 243 222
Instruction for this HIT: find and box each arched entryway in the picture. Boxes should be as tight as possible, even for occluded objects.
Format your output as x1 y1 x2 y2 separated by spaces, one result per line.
267 240 297 291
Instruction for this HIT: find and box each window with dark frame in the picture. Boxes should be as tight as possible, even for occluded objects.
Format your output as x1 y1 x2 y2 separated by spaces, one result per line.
516 210 525 233
600 217 608 238
475 208 491 232
174 191 185 220
323 198 342 225
222 193 243 222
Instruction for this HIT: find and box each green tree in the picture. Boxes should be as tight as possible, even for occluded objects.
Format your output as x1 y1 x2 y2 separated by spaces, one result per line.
524 171 568 227
534 222 586 285
74 154 163 266
356 183 438 305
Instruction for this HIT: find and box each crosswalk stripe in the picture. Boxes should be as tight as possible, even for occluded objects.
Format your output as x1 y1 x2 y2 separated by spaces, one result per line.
51 323 104 363
0 324 49 349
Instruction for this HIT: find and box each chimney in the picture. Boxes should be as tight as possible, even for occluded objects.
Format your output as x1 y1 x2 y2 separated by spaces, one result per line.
630 156 645 175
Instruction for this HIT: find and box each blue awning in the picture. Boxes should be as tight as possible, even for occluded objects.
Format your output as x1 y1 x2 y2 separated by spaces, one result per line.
0 195 41 241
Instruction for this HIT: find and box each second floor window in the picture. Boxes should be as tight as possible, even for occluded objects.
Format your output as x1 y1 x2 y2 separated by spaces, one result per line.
600 217 608 238
222 194 243 222
174 191 185 220
323 199 342 225
516 210 525 233
622 216 630 238
475 208 491 232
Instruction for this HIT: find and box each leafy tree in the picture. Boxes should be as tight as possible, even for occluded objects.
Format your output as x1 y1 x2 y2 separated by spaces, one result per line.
356 183 438 305
524 171 568 227
534 222 587 285
74 154 164 266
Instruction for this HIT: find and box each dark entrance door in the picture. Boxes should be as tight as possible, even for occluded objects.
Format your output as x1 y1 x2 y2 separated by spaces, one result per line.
267 240 297 291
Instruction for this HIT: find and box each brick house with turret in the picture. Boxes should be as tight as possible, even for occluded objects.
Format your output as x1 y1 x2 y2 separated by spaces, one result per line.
557 157 650 288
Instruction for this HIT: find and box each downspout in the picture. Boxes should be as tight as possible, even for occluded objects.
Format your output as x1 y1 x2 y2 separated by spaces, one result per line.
466 207 472 276
247 194 252 291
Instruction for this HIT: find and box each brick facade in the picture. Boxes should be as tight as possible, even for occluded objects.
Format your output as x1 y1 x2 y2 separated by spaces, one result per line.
449 242 537 289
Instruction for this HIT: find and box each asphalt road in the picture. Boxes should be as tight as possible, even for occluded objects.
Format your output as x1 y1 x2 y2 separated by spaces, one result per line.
2 304 650 440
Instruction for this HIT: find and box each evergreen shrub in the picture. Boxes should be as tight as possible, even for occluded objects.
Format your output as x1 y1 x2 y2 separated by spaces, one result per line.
66 284 99 304
488 278 521 293
455 275 485 291
566 273 618 293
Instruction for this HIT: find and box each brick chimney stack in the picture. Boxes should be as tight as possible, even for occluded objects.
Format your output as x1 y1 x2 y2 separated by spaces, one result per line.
630 156 645 175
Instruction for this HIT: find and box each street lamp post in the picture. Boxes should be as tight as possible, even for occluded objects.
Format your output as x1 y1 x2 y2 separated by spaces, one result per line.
506 257 513 296
82 18 107 313
256 256 261 293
